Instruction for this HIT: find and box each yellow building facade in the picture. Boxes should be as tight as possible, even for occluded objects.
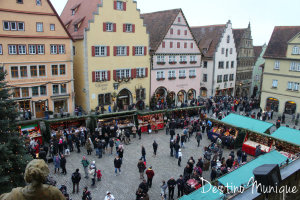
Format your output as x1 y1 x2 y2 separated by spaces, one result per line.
61 0 150 112
261 26 300 115
0 0 74 119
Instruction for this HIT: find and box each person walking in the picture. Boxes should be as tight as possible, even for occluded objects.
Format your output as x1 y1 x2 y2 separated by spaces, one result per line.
167 177 176 200
53 153 60 174
138 126 142 140
89 161 97 186
141 145 146 162
178 149 182 167
81 156 90 178
145 166 155 188
114 155 122 176
86 137 93 155
152 140 158 157
139 179 149 194
71 169 81 193
176 175 184 198
160 180 167 200
137 159 146 179
109 138 114 155
60 154 67 175
195 132 202 147
82 186 92 200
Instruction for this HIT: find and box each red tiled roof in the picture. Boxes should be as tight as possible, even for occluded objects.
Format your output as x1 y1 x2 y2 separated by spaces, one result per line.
253 46 263 62
264 26 300 58
141 9 181 51
233 28 246 49
60 0 101 40
191 25 226 57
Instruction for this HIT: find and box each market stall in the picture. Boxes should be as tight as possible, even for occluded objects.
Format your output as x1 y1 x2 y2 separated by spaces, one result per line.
208 125 238 142
20 124 43 144
242 132 272 156
97 113 135 131
137 112 164 133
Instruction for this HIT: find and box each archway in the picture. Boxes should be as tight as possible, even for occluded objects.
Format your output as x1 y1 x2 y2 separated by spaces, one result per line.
117 89 133 111
284 101 296 114
167 91 176 107
200 87 207 97
266 97 279 112
155 87 167 100
187 89 196 100
177 90 186 104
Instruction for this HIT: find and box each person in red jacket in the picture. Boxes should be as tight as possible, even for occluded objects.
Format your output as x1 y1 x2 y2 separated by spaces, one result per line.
145 166 155 188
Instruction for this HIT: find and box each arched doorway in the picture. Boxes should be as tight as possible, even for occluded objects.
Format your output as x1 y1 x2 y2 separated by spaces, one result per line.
266 97 279 112
252 86 258 97
200 87 207 98
117 89 133 111
167 91 176 107
155 87 167 100
177 90 186 104
284 101 296 114
187 89 196 100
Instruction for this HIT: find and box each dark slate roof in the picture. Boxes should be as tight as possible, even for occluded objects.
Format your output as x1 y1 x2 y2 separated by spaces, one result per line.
233 28 246 49
264 26 300 58
253 46 263 62
191 25 226 57
141 9 181 51
60 0 101 40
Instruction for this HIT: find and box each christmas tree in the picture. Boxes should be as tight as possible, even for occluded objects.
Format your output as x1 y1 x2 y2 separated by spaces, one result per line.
0 70 32 194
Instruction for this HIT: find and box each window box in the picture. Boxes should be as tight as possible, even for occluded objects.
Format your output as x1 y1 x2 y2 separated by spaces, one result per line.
179 61 187 64
96 79 108 82
168 77 176 80
169 62 177 65
189 75 196 78
156 77 165 81
190 61 197 64
157 62 166 65
179 76 186 79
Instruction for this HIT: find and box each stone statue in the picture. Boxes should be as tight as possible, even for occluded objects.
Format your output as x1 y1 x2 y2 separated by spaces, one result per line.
0 159 65 200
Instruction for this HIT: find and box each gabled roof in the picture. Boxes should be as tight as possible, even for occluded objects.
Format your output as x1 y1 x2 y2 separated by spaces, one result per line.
264 26 300 58
233 28 246 49
191 25 226 57
253 46 263 62
60 0 101 40
141 9 181 51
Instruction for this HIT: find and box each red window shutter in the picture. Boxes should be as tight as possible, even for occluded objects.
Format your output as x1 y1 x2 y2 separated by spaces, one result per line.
145 67 148 77
113 23 116 32
170 42 173 48
106 46 110 56
123 24 126 32
92 71 96 82
113 70 117 80
162 42 165 48
177 42 180 48
131 68 135 78
114 1 117 9
132 24 135 33
123 2 126 11
184 43 187 48
132 46 135 56
144 47 147 55
113 46 117 56
103 23 106 31
177 29 180 35
134 68 137 78
127 46 129 56
92 46 95 56
184 30 187 35
107 70 111 81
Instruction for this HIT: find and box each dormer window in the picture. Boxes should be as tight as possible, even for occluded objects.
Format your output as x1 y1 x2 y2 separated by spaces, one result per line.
74 24 78 32
36 0 41 6
292 46 299 55
71 4 80 16
71 9 75 16
114 1 126 11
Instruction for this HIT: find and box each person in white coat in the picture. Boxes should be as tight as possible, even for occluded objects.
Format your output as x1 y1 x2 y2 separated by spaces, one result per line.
104 191 115 200
178 149 182 167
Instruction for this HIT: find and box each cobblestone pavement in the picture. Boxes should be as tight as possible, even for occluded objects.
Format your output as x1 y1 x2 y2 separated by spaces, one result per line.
48 128 240 200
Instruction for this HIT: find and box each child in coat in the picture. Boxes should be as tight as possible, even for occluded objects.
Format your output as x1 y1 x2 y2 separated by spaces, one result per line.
96 169 102 181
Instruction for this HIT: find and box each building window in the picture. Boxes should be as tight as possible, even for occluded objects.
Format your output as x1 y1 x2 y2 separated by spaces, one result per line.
221 48 224 54
169 55 176 63
3 21 10 30
226 61 229 69
40 86 47 95
230 48 233 54
136 88 146 100
227 35 230 43
191 43 193 48
170 42 173 48
61 84 67 94
203 74 207 82
50 24 55 31
10 22 17 30
29 45 36 54
231 61 234 68
52 85 59 94
17 0 23 4
217 75 222 83
170 28 173 35
292 46 299 55
287 82 299 91
32 86 39 96
39 65 46 76
189 69 196 77
18 22 24 31
179 69 186 78
21 88 29 97
11 66 19 78
106 23 113 31
157 56 165 62
36 0 41 5
274 61 280 70
30 66 37 77
180 56 187 63
95 71 108 81
223 74 228 82
135 46 144 55
156 71 165 79
116 1 124 10
98 93 111 105
226 49 228 57
8 45 17 54
13 88 20 98
184 30 187 35
229 74 234 81
125 24 133 32
20 66 27 78
73 46 76 56
74 24 78 32
95 46 107 56
51 65 58 75
178 17 181 22
177 29 180 35
136 68 145 77
71 9 75 16
60 64 66 75
59 45 65 54
50 45 57 54
177 42 180 48
272 80 278 88
116 69 130 79
36 22 43 32
168 70 176 78
190 55 196 62
203 61 207 68
218 61 224 69
18 45 26 54
37 45 44 54
116 46 127 56
0 44 2 55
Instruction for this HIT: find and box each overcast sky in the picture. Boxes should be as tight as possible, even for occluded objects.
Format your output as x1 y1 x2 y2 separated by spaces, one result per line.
51 0 300 46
